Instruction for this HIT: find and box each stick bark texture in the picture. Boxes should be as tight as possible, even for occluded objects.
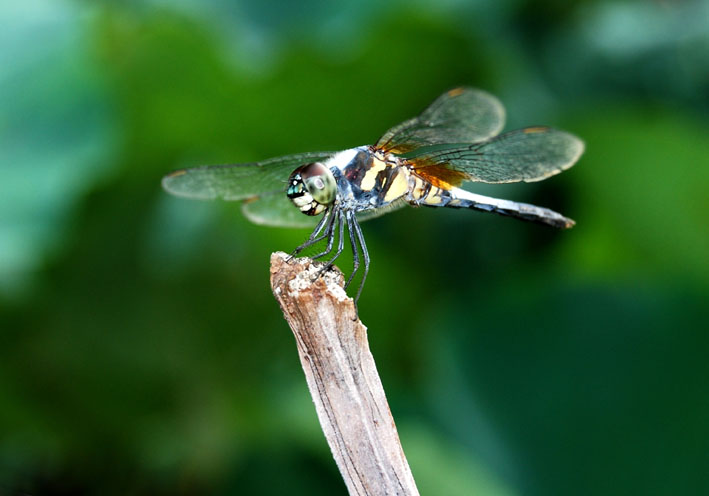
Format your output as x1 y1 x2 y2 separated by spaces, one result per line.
269 252 419 496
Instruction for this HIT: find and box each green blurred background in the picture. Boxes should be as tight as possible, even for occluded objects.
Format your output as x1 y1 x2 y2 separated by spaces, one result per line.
1 0 708 494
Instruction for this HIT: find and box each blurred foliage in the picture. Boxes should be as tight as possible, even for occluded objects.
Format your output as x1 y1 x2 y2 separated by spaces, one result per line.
1 0 708 495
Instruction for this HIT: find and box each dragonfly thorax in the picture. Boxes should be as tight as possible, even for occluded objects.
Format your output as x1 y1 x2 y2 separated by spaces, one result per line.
287 162 337 216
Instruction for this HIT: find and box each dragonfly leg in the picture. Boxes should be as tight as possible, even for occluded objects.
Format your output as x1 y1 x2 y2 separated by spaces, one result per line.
310 207 339 260
352 215 369 305
289 207 334 261
315 209 345 278
344 211 359 290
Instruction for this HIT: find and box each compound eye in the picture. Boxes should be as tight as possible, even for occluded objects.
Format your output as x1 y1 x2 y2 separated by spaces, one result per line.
301 162 336 205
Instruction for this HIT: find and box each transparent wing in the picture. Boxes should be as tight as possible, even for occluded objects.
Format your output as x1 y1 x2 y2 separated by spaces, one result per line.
375 87 506 154
242 193 406 228
161 151 335 201
406 127 584 185
356 199 407 223
241 189 319 228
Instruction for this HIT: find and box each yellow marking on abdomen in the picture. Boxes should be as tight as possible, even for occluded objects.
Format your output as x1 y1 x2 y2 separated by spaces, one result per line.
421 186 445 205
360 157 388 191
409 175 446 206
410 176 429 202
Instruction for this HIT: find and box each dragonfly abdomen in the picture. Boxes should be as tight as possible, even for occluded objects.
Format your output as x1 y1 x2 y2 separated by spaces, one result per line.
406 174 573 228
446 188 575 229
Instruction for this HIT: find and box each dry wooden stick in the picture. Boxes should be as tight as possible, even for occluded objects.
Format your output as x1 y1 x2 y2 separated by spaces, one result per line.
270 252 419 496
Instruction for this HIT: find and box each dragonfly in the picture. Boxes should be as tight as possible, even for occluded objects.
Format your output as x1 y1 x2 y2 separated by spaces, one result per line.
162 87 584 302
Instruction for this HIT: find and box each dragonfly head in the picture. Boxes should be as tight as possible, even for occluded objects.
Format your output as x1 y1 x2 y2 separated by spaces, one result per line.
287 162 336 216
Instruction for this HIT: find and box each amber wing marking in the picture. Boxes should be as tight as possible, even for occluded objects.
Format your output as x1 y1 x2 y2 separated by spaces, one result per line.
407 158 469 190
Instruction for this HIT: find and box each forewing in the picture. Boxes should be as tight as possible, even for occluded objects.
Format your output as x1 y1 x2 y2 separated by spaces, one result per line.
241 189 319 228
161 151 335 201
407 127 584 184
375 87 506 154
